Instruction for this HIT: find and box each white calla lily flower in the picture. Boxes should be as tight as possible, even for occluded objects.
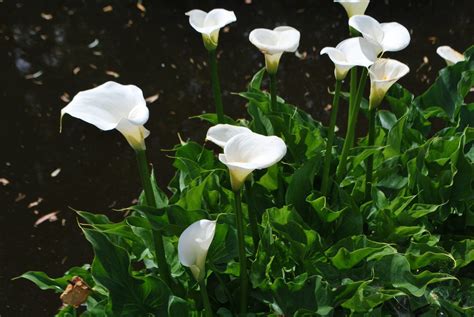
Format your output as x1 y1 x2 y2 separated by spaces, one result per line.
206 124 252 148
185 9 237 51
218 132 287 191
368 58 410 109
249 26 300 74
61 81 150 151
349 15 410 53
178 219 217 282
320 37 379 80
334 0 370 18
436 46 465 66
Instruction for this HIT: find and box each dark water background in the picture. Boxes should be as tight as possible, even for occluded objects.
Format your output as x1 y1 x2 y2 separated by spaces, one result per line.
0 0 472 315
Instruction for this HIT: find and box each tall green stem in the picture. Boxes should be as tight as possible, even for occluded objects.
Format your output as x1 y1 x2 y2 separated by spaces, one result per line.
233 190 248 314
209 49 224 123
270 72 277 112
365 108 376 201
135 150 172 288
336 68 368 182
347 67 358 148
321 80 342 196
199 279 213 317
244 183 260 251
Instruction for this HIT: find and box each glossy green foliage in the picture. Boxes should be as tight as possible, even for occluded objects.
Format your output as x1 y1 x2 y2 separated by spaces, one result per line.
20 47 474 316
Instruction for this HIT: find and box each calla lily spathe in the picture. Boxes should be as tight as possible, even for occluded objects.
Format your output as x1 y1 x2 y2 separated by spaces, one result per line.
334 0 370 18
368 58 410 109
60 81 150 151
437 46 465 66
178 219 216 282
349 15 410 54
216 131 287 191
206 124 252 148
321 37 379 80
185 9 237 51
249 26 300 74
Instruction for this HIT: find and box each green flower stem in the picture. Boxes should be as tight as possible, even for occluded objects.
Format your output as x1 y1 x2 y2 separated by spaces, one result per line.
336 67 368 182
347 67 358 148
365 108 376 201
270 72 277 112
209 49 224 123
244 183 260 252
348 68 368 148
350 26 358 37
233 190 248 315
135 150 172 288
199 279 213 317
321 80 342 196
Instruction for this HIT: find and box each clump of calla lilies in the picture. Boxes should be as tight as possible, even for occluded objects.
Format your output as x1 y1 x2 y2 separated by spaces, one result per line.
57 0 409 313
22 0 474 315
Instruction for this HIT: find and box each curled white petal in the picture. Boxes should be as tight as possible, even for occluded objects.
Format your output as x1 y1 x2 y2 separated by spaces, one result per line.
219 132 287 190
349 15 410 53
349 15 384 44
185 8 236 35
380 22 411 52
334 0 370 18
185 8 236 50
249 26 300 55
249 26 300 73
178 219 216 281
60 81 149 150
206 124 252 148
437 46 465 66
368 58 410 108
321 37 379 79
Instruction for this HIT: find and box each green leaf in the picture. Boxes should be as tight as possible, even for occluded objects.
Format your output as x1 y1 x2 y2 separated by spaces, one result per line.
270 274 334 316
16 265 92 293
167 296 189 316
257 164 279 191
249 67 266 90
325 235 397 270
55 306 76 317
414 57 474 120
383 113 407 158
451 239 474 268
372 254 456 297
341 281 405 313
306 194 344 223
191 113 237 125
405 242 456 270
248 101 273 135
286 156 320 215
385 83 414 118
378 110 398 130
82 227 171 315
16 271 69 293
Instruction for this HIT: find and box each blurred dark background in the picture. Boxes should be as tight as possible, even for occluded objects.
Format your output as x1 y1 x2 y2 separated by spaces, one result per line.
0 0 472 315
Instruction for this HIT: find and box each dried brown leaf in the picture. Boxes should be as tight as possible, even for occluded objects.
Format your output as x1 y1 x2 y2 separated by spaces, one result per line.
60 93 70 103
25 71 43 79
136 2 146 12
41 13 53 20
28 197 43 209
145 93 160 103
34 211 59 227
105 70 120 78
15 193 26 202
51 168 61 177
60 276 91 308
